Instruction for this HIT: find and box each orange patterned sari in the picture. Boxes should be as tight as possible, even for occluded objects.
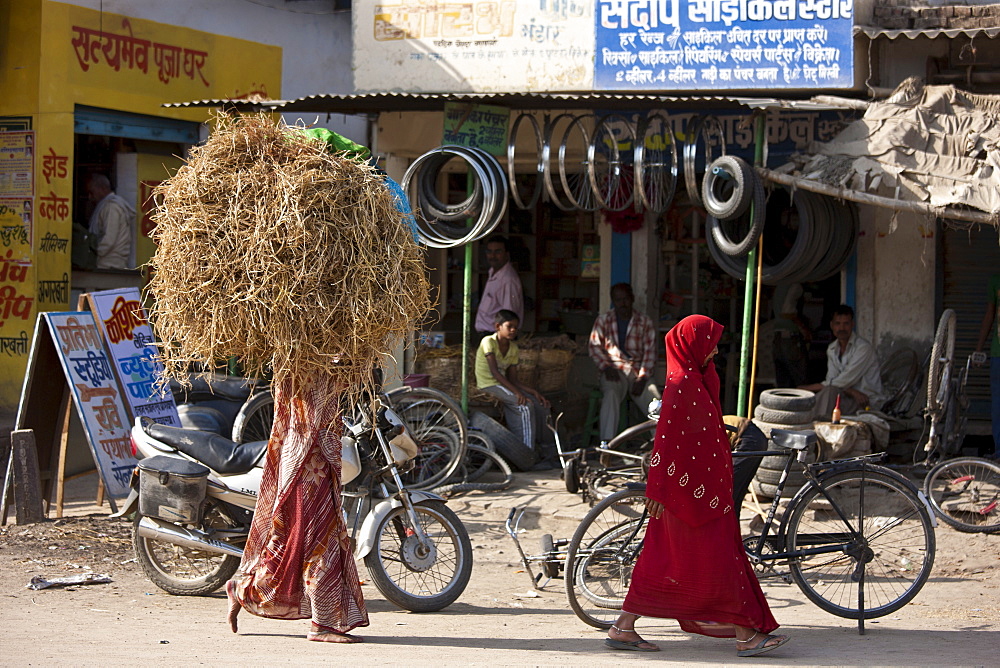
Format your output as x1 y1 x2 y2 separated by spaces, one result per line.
231 374 368 633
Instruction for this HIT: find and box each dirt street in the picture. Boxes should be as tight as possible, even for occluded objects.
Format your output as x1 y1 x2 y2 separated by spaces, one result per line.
1 469 998 667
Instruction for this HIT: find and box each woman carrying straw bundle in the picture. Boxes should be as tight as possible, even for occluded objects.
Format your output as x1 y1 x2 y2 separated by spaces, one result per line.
149 116 430 643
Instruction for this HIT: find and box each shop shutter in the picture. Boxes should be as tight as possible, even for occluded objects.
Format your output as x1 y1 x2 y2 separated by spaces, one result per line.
74 105 200 144
941 223 1000 420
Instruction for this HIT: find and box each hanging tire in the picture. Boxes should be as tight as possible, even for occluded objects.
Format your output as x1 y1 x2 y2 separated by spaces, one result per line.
470 411 536 472
759 388 815 412
702 155 753 221
753 404 815 425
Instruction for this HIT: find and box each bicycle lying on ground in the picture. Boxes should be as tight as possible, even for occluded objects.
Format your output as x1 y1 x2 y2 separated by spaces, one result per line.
917 310 1000 533
563 428 937 635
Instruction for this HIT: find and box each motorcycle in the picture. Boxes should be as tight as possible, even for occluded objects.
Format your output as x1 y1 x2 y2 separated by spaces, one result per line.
114 399 474 612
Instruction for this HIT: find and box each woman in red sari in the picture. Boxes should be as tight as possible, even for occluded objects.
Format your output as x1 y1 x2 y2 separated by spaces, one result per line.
605 315 789 657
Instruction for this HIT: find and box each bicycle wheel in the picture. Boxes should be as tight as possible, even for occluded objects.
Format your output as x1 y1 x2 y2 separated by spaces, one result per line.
506 112 544 210
634 112 678 214
927 309 956 413
784 468 935 619
556 113 600 212
600 419 656 469
565 487 648 628
924 457 1000 533
231 391 274 443
385 386 468 490
586 466 645 503
588 114 635 212
542 113 586 211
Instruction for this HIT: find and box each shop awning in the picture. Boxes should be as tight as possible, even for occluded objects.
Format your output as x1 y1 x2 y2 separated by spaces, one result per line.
855 24 1000 40
165 91 836 115
759 80 1000 225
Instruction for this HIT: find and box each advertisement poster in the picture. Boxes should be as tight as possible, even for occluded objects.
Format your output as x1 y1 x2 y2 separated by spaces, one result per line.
443 102 510 156
44 311 136 500
0 131 35 198
88 288 180 427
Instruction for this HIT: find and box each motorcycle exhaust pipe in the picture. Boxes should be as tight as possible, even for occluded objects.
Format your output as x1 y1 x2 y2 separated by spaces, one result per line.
137 516 244 558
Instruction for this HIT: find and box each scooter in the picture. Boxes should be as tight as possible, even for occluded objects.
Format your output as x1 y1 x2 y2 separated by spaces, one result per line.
114 399 473 612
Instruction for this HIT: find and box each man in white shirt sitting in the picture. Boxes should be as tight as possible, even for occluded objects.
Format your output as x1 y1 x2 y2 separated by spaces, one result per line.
799 304 885 418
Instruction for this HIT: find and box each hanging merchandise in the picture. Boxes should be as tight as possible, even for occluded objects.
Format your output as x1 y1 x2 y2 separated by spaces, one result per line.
402 145 508 249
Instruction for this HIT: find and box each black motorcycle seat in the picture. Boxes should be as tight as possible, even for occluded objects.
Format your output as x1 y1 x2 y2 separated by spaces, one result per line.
168 373 264 403
144 418 267 475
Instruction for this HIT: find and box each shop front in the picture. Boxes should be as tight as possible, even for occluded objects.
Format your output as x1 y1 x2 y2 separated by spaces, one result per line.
0 0 281 413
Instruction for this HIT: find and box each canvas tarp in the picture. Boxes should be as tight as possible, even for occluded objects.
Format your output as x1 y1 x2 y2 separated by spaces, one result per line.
776 80 1000 219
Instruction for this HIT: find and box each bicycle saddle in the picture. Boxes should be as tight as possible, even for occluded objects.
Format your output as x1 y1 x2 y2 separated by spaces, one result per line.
770 428 817 451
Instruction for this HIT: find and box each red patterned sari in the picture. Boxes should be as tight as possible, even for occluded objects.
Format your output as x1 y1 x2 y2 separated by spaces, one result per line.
230 374 368 634
623 315 778 638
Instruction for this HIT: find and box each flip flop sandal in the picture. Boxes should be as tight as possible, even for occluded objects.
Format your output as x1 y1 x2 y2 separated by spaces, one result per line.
737 632 789 657
604 638 660 652
605 625 660 652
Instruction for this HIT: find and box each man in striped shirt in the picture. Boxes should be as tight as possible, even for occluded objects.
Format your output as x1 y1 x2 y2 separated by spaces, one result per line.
589 283 660 442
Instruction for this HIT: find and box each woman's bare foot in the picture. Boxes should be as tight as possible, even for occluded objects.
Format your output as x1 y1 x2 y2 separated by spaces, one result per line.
308 624 363 643
225 580 240 633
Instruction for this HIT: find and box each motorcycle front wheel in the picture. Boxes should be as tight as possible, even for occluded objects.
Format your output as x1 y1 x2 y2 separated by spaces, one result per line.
363 500 472 612
132 511 242 596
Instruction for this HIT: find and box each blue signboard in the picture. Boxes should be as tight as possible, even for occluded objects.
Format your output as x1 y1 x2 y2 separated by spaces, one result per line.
594 0 854 90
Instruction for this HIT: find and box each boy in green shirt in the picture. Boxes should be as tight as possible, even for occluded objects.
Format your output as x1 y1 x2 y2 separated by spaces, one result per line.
476 309 551 462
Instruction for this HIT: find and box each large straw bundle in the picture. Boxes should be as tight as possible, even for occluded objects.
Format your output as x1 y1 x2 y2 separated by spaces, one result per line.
148 113 431 404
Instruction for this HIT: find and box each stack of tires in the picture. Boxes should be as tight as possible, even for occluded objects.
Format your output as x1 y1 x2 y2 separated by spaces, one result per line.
751 388 818 499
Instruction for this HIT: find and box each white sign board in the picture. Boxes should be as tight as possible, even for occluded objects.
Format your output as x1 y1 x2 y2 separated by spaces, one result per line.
44 312 136 500
87 288 180 427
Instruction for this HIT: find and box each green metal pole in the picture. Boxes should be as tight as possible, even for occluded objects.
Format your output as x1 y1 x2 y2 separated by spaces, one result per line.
736 113 767 417
461 242 472 413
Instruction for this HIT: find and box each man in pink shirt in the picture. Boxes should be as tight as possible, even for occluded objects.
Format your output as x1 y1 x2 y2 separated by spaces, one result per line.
475 235 524 335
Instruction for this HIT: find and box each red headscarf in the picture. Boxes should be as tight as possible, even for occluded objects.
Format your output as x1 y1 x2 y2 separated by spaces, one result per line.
645 315 733 526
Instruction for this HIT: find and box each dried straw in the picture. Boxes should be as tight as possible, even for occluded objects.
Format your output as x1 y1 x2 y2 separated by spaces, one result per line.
147 113 431 405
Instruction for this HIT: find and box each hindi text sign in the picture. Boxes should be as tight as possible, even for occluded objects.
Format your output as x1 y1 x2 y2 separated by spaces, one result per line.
44 311 136 500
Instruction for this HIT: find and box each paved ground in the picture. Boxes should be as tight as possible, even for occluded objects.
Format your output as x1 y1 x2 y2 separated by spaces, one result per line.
1 469 998 667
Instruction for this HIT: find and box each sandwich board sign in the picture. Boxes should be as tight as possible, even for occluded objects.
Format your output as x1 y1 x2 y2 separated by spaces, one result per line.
86 288 180 427
24 312 136 504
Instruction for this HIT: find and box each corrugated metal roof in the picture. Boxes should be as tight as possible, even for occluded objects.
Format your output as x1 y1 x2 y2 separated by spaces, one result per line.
855 24 1000 40
166 90 849 114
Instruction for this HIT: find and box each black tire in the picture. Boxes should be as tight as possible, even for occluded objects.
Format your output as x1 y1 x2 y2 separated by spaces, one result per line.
470 411 536 471
231 391 274 443
702 155 753 221
752 479 778 498
928 309 956 413
565 487 648 629
923 457 1000 533
753 404 814 425
458 431 497 482
132 512 241 596
564 457 581 494
417 151 484 222
759 388 816 412
363 500 473 612
705 171 766 258
784 469 935 619
753 465 807 489
540 534 561 578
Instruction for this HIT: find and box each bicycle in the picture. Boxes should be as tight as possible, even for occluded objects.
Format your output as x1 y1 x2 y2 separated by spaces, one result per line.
233 384 469 491
918 310 1000 532
560 413 658 504
564 428 936 635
